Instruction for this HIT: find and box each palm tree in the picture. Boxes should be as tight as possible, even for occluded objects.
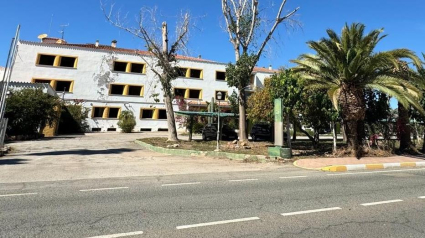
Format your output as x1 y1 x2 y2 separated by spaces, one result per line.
292 23 424 157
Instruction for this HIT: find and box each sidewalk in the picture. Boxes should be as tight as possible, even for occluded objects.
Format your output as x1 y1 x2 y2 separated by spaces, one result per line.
294 156 425 172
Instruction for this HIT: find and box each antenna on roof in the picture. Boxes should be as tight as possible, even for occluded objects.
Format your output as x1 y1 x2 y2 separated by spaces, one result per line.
59 23 69 39
37 34 48 42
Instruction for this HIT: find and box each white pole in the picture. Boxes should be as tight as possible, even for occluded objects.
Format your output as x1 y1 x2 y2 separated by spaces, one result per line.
215 100 220 151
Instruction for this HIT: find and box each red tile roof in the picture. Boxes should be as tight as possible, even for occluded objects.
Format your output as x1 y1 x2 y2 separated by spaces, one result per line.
21 39 277 73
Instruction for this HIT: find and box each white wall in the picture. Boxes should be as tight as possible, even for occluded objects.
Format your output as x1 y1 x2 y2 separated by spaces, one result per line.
11 41 275 132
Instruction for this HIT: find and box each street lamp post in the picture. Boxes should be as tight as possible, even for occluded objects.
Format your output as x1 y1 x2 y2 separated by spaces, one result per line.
215 91 222 152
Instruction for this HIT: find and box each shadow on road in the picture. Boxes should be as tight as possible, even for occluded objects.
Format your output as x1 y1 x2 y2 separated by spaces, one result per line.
0 159 28 165
28 148 136 156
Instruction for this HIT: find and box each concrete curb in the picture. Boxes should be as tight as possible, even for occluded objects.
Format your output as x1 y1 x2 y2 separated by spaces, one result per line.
293 160 322 171
134 140 268 162
321 161 425 172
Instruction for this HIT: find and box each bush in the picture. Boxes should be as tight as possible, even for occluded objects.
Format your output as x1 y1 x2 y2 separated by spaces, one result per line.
117 110 136 133
5 89 60 136
58 103 89 134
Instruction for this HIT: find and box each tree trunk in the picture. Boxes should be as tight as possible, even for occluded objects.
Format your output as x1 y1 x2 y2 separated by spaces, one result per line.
238 88 248 141
188 116 193 142
398 102 411 152
339 85 365 159
341 120 347 143
332 120 337 153
422 131 425 153
292 122 297 141
164 92 178 142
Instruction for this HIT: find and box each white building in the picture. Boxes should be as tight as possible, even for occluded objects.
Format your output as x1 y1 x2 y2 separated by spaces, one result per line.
10 37 276 132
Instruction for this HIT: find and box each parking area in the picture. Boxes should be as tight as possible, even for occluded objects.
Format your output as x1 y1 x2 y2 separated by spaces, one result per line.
0 132 282 183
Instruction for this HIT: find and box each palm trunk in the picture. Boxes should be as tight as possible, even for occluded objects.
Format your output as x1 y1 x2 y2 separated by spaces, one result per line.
164 92 178 142
339 85 365 158
398 102 411 152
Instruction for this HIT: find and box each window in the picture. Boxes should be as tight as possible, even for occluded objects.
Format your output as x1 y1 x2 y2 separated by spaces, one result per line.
110 85 125 95
174 88 186 98
109 84 144 96
93 107 105 118
178 68 188 77
158 109 167 119
114 62 127 72
190 69 202 78
92 107 121 119
215 91 228 100
128 85 143 96
188 89 201 99
38 55 55 66
140 108 167 120
56 81 72 92
59 57 77 68
108 108 120 119
113 61 146 74
34 79 52 84
33 79 74 92
140 109 154 119
107 128 117 132
216 71 226 81
130 63 145 73
36 54 78 68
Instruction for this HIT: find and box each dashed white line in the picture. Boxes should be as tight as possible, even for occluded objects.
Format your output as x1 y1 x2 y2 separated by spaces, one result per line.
419 196 425 199
161 182 201 187
327 168 425 176
86 231 144 238
361 199 403 206
279 176 307 179
228 179 259 182
176 217 260 230
79 187 129 192
281 207 342 216
0 192 38 197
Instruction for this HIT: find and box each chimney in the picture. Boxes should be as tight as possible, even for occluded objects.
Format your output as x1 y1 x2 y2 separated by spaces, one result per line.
198 55 202 59
111 40 117 48
95 40 99 47
268 65 272 70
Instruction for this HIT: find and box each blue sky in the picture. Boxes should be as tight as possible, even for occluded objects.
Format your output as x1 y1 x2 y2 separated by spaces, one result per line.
1 0 424 69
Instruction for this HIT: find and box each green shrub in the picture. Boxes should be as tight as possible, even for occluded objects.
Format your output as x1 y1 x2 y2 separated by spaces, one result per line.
117 110 136 133
5 89 60 136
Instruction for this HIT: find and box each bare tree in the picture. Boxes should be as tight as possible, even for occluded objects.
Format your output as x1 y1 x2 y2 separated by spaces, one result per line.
101 3 191 142
221 0 299 141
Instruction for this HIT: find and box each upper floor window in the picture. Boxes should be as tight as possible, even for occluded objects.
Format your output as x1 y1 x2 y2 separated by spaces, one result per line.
36 54 78 68
109 84 144 97
216 71 226 81
113 61 146 74
173 88 202 100
177 67 203 79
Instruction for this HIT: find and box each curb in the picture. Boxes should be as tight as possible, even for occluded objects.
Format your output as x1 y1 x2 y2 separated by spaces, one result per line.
134 140 268 162
321 162 425 172
293 160 321 171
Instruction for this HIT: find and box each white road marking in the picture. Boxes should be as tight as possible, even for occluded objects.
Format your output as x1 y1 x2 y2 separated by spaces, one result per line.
361 199 403 206
161 182 201 187
228 179 259 182
279 176 307 179
281 207 342 216
176 217 260 230
419 196 425 199
79 187 129 192
86 231 144 238
0 192 38 197
327 168 425 176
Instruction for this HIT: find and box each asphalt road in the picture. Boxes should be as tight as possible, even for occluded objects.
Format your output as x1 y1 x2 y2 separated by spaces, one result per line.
1 168 425 238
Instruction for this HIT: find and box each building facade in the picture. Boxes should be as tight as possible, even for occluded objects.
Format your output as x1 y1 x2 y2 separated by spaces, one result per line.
10 38 276 132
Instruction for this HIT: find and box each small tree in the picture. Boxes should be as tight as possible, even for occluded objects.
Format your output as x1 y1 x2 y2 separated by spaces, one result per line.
117 110 136 133
102 3 192 141
222 0 299 141
59 100 90 134
5 89 60 136
247 78 273 124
